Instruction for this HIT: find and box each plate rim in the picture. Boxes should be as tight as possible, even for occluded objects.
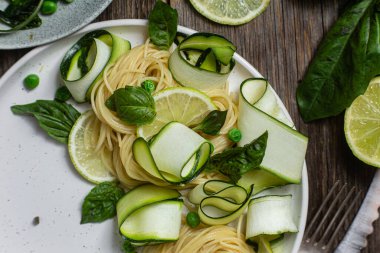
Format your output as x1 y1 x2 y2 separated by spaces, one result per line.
0 0 113 50
0 19 309 253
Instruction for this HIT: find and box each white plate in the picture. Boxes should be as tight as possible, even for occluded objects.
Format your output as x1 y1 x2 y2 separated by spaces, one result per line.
0 0 112 49
0 20 308 253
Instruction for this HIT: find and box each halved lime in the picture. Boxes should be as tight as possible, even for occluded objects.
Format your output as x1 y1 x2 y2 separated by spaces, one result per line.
189 0 271 25
137 87 217 140
344 78 380 167
68 110 116 183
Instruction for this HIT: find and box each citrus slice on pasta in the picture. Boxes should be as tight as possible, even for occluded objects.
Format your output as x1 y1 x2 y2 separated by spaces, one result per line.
68 110 116 184
137 87 217 140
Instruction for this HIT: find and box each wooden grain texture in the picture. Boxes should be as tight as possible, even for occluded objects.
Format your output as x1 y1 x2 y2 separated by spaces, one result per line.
0 0 378 252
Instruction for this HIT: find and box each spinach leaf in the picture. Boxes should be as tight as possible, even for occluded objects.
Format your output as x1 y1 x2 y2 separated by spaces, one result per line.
122 239 136 253
105 86 156 125
81 182 125 224
206 131 268 183
296 0 380 122
0 0 42 31
11 100 81 144
148 0 178 50
193 110 227 135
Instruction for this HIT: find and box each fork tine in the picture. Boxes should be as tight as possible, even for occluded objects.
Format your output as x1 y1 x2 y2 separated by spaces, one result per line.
323 190 362 252
309 183 348 243
318 186 356 244
304 180 340 240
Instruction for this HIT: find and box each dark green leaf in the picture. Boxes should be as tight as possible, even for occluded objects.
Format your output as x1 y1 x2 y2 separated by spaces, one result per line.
10 100 80 144
105 93 117 111
296 0 380 122
112 86 156 125
81 182 125 224
122 239 136 253
206 131 268 183
55 86 72 102
0 0 42 30
148 0 178 50
193 110 227 135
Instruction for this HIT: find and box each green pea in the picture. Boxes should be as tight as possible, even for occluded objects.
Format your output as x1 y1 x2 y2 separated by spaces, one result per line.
228 128 242 142
140 80 156 93
24 74 40 90
41 1 57 15
186 212 200 228
55 86 72 102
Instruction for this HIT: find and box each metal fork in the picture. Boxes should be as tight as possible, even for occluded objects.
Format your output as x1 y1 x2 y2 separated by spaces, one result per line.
299 181 362 253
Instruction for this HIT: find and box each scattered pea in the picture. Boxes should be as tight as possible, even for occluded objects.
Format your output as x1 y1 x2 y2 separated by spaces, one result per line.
41 1 58 15
186 211 200 228
228 128 242 142
24 74 40 90
141 80 156 93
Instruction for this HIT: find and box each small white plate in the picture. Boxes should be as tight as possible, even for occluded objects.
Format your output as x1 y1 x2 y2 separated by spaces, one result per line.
0 0 112 49
0 20 308 253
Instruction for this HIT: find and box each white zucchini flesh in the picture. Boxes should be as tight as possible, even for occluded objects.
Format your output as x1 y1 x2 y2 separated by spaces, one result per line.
238 80 308 183
237 169 288 195
65 38 111 102
133 122 213 184
119 200 183 243
246 195 298 240
116 184 180 228
169 48 230 90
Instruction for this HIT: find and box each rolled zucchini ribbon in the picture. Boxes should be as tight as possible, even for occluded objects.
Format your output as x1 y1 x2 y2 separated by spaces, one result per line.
116 184 183 246
188 180 254 225
246 195 298 252
169 33 236 90
133 122 213 184
60 30 131 102
238 78 308 184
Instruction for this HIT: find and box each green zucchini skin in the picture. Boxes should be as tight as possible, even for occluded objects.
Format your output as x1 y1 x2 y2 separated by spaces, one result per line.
60 30 131 103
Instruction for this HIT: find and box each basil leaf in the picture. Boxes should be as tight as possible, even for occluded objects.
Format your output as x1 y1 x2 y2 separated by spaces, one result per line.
81 182 125 224
148 0 178 50
10 100 81 144
206 131 268 183
109 86 156 125
54 86 72 102
296 0 380 122
193 110 227 135
0 0 42 30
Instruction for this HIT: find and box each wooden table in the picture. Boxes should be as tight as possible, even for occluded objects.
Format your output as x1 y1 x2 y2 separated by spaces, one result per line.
0 0 378 252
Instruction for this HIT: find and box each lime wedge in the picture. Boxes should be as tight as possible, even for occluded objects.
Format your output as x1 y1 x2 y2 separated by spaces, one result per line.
344 78 380 167
137 87 217 140
189 0 271 25
68 110 116 183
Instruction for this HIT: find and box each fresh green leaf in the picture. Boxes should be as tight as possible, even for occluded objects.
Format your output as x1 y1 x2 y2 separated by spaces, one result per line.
109 86 156 125
10 100 80 144
0 0 42 31
206 131 268 183
55 86 72 102
81 182 125 224
193 110 227 135
122 239 136 253
148 0 178 50
296 0 380 122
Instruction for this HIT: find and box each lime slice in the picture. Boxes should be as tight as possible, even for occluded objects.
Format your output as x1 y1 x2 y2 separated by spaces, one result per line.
68 110 116 183
189 0 271 25
137 87 217 139
344 78 380 167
